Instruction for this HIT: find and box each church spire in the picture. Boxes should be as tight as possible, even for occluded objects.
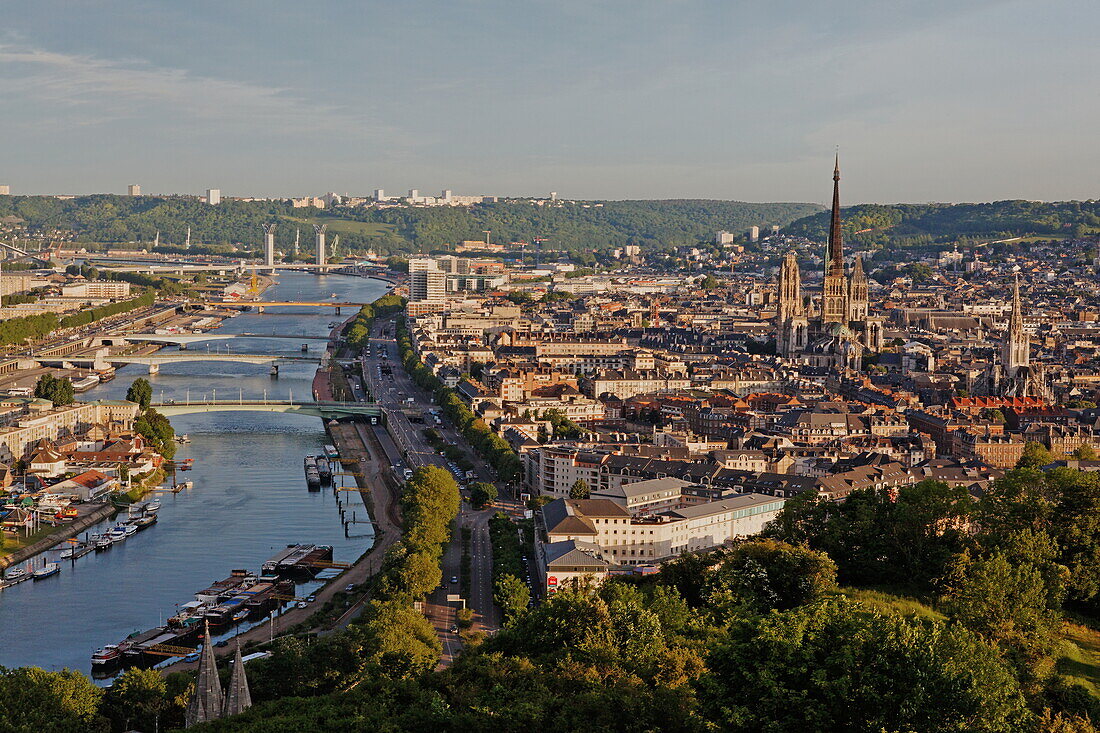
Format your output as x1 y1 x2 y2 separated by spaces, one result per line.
821 155 849 324
185 621 224 728
223 639 253 718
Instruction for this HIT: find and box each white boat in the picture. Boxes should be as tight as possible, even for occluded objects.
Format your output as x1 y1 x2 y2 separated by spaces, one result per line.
176 434 191 444
33 563 60 580
146 499 162 512
122 524 138 538
109 526 128 542
5 568 29 582
178 480 194 490
94 535 113 550
91 645 121 666
59 547 75 559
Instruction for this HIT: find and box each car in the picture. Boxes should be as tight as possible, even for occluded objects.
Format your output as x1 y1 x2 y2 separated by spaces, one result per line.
214 640 229 648
306 593 317 602
296 601 310 609
450 626 458 633
183 652 201 663
450 576 458 584
345 583 358 593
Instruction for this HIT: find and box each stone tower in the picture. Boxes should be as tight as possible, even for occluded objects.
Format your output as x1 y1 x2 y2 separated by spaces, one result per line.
222 640 253 718
1003 275 1029 378
777 252 808 357
848 254 868 321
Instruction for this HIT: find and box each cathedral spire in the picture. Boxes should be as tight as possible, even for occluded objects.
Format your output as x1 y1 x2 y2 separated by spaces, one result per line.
223 639 253 718
828 153 843 269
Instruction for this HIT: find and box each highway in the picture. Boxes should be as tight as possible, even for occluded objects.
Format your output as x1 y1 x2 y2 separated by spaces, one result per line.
360 316 502 663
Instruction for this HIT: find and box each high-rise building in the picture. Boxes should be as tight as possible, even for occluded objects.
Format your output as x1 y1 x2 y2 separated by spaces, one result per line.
374 189 386 201
263 223 277 267
441 189 453 203
313 224 327 266
747 226 760 242
206 189 221 205
715 230 735 245
0 185 10 195
127 184 141 196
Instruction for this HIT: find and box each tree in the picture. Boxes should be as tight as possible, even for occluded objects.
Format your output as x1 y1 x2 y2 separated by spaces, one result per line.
0 666 108 732
469 482 498 509
701 598 1031 732
569 479 590 500
494 573 531 624
1018 441 1055 469
704 539 837 614
33 374 75 406
126 377 152 410
100 667 173 733
1072 444 1097 461
134 409 176 460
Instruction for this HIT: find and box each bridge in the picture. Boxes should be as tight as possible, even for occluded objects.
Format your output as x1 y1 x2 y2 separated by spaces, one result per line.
37 352 323 373
151 399 383 420
121 333 334 347
203 301 371 314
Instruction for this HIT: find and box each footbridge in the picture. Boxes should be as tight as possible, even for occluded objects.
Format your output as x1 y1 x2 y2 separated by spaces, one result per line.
150 399 383 420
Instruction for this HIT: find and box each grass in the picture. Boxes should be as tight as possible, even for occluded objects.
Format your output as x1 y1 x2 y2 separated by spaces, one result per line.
840 587 947 622
280 215 397 238
0 525 60 560
1059 621 1100 696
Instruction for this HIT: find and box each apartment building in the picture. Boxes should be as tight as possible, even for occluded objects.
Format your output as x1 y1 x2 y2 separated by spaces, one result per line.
535 493 785 592
0 400 140 463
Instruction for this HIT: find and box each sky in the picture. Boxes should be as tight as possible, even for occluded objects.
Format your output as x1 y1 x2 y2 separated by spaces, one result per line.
1 0 1097 204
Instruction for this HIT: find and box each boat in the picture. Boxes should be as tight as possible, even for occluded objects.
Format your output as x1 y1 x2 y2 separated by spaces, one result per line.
131 513 158 531
5 567 30 583
176 434 191 444
318 461 332 484
301 343 309 352
33 563 60 580
59 543 87 559
94 534 113 551
109 525 128 542
71 373 101 393
232 608 250 623
146 499 162 511
194 570 256 605
177 480 194 490
169 601 211 629
91 645 122 667
122 524 139 538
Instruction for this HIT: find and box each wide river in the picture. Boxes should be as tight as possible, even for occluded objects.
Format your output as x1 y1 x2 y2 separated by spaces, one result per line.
0 271 388 676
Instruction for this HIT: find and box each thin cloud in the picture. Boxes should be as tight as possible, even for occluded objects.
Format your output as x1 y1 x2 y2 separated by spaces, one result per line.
0 44 369 135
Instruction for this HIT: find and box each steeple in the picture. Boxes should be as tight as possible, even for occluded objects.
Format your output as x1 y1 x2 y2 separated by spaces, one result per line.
828 153 843 270
185 621 224 728
848 254 868 321
821 155 849 324
223 640 253 718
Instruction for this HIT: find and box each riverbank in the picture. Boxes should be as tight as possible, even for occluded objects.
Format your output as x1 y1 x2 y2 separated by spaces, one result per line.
0 503 116 571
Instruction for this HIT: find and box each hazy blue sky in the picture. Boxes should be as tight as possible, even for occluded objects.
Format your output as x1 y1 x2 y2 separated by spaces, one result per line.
1 0 1096 203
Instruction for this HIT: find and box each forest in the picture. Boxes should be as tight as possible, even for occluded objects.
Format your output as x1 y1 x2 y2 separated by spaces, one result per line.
784 199 1100 250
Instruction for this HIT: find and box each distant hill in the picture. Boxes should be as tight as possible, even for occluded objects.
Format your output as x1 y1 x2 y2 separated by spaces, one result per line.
0 195 821 256
785 200 1100 250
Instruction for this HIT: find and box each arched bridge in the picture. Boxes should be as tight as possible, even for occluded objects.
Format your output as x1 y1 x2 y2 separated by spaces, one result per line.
150 400 383 420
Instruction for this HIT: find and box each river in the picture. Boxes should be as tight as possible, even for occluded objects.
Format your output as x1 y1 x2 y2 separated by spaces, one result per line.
0 272 389 676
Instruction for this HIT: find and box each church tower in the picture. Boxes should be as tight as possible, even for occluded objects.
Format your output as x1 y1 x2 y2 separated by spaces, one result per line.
777 252 808 357
185 621 224 728
821 155 849 324
1003 275 1029 378
848 254 869 321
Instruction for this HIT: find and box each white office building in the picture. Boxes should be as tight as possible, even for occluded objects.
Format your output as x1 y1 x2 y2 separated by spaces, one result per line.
206 189 221 205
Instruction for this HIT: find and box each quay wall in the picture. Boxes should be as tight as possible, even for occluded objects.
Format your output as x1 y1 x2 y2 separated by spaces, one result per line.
0 503 116 570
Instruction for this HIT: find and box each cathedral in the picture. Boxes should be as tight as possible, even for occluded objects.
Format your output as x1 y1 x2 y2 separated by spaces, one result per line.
775 158 885 370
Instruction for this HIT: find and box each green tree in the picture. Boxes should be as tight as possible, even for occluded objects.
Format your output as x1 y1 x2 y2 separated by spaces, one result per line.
1018 441 1055 469
100 667 174 733
33 374 76 406
0 666 108 732
704 539 837 615
1072 444 1097 461
701 598 1031 732
134 409 176 460
469 482 498 509
494 573 531 624
125 377 152 410
569 479 590 500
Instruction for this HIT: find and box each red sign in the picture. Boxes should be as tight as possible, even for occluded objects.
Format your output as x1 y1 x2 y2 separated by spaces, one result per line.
547 576 558 586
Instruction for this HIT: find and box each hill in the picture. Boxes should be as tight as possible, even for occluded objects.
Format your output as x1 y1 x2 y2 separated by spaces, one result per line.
0 195 821 257
785 199 1100 250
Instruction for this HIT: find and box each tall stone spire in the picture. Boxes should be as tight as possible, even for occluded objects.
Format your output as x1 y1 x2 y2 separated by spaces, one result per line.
185 621 224 728
828 153 843 270
1003 274 1029 378
822 155 849 324
222 640 253 718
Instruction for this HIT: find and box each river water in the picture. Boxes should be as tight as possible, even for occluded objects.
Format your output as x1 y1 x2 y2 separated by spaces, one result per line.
0 272 389 676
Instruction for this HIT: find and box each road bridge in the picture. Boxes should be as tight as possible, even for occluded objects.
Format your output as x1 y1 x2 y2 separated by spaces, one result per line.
120 333 333 347
150 399 383 420
37 352 322 373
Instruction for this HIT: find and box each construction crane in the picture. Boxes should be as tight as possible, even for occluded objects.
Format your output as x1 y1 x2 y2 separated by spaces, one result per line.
533 236 548 267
